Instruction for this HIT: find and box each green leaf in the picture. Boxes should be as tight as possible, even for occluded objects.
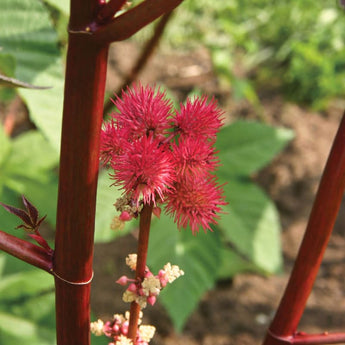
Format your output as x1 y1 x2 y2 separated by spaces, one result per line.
0 0 64 152
0 125 11 167
0 187 23 236
0 54 16 77
217 121 294 176
43 0 70 15
148 213 221 331
4 131 58 179
217 247 261 280
0 131 59 226
217 177 282 274
95 171 136 243
16 175 58 226
0 255 6 278
0 311 55 345
0 270 54 302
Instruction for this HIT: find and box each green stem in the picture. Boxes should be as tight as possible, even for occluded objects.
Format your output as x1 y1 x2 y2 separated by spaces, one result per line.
128 203 154 341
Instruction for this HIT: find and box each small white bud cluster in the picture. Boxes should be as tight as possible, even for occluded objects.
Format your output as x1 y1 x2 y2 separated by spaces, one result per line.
139 325 156 343
162 263 185 283
125 253 137 271
90 319 104 336
120 254 184 310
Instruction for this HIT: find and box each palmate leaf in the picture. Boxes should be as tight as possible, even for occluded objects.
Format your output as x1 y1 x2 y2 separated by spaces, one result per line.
217 176 283 274
0 270 54 302
0 265 56 345
0 0 64 152
148 213 221 331
217 120 294 176
0 311 55 345
0 130 59 227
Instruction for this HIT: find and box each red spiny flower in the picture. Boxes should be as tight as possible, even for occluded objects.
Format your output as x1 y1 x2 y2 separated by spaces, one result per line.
165 176 226 234
113 84 172 139
100 120 130 165
171 136 219 178
111 135 176 205
173 96 223 140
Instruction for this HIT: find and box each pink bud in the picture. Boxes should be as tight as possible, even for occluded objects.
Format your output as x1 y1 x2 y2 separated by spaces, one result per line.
147 295 156 306
116 275 129 286
128 283 137 293
119 211 132 221
159 278 168 288
121 321 129 335
144 270 153 278
112 324 120 333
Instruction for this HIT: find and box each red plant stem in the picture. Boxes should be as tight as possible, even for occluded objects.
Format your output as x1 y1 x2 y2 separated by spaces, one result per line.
263 112 345 345
96 0 128 24
128 203 154 341
0 230 53 272
53 1 109 343
265 331 345 345
291 332 345 344
93 0 184 43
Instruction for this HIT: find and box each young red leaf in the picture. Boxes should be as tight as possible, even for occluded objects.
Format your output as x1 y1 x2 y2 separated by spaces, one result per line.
28 233 53 253
0 201 32 226
22 195 39 225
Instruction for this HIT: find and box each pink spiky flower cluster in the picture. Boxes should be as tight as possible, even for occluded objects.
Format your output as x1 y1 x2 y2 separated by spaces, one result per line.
100 84 226 234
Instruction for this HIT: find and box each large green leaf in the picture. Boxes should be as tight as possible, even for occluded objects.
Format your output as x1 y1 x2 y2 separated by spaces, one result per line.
43 0 70 15
217 176 282 274
217 247 261 280
148 214 221 331
0 311 55 345
0 131 59 226
0 270 54 302
0 188 23 235
0 125 11 167
0 0 64 152
217 120 294 176
0 268 56 345
95 170 137 242
4 131 58 181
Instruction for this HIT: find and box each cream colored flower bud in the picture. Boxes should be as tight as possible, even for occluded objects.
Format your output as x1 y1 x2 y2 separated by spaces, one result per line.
163 263 184 283
115 334 133 345
142 276 161 296
139 325 156 342
90 319 104 336
125 253 137 270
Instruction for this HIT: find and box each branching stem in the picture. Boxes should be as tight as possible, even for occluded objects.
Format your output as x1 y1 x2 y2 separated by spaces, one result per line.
0 230 53 272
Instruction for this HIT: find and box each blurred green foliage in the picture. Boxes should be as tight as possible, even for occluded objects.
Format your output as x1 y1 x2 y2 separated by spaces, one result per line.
162 0 345 109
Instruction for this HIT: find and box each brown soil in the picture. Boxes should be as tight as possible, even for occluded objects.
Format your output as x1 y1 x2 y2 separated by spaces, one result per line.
91 41 345 345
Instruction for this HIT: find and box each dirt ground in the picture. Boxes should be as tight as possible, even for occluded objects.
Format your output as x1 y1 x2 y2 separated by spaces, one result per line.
89 41 345 345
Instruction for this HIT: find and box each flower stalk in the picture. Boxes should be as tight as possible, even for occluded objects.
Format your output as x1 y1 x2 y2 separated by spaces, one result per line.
128 203 154 341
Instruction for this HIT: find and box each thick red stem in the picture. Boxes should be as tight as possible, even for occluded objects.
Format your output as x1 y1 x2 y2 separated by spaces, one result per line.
96 0 128 24
263 112 345 345
265 331 345 345
0 230 52 272
53 19 109 345
93 0 183 43
128 203 154 341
